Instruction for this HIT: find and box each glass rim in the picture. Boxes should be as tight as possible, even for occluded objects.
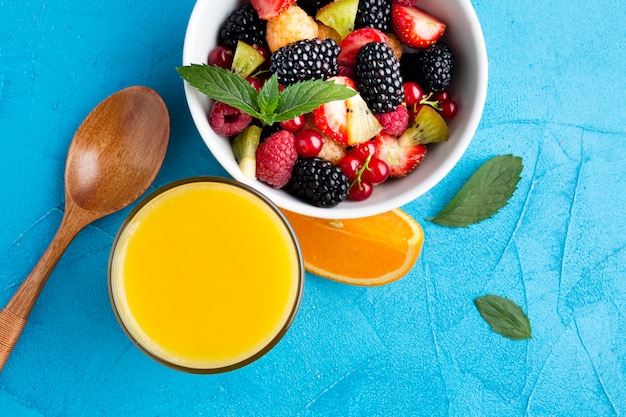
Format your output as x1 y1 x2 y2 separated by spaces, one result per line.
107 176 305 374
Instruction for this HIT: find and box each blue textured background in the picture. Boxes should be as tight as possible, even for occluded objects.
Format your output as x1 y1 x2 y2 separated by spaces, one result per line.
1 1 625 416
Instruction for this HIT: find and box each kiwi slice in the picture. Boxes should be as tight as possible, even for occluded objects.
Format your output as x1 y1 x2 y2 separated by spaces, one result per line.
232 125 262 179
231 41 265 79
398 105 449 146
316 0 359 40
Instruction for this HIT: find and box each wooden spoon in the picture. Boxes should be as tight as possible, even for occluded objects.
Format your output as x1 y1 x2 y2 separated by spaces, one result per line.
0 86 170 371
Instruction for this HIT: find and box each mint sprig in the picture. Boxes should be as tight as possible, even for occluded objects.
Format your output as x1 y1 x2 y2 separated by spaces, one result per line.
176 64 357 126
474 295 532 340
427 154 523 227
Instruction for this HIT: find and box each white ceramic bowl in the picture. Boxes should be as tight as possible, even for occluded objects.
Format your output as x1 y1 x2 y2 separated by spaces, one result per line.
182 0 488 219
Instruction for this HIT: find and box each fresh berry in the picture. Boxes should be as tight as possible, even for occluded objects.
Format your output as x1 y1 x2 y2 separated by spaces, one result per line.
220 4 267 49
391 4 446 49
313 76 382 145
392 0 418 5
209 101 253 136
270 38 340 85
256 130 298 188
374 104 409 136
348 179 373 201
287 157 349 207
208 46 233 69
374 132 427 178
351 140 376 161
280 114 306 132
362 157 390 184
403 81 426 106
354 42 404 114
317 132 347 164
251 0 297 20
338 27 388 67
398 104 449 146
232 125 262 179
439 99 458 119
316 0 359 39
435 90 451 103
295 129 325 157
266 4 319 52
411 42 454 93
338 153 363 181
355 0 391 32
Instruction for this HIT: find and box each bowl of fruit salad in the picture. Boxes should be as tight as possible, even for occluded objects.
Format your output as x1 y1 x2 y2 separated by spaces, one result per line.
180 0 487 219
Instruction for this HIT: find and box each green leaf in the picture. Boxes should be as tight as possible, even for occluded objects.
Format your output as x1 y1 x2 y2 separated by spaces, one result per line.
257 74 280 120
427 154 523 227
176 64 261 117
177 64 357 127
274 78 357 123
474 295 532 340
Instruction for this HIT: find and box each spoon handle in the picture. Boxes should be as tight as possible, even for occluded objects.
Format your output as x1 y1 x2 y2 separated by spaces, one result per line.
0 203 91 372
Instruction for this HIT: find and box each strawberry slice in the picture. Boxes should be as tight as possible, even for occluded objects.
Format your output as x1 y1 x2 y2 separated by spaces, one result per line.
391 4 445 49
373 132 427 178
338 28 388 67
251 0 297 20
312 76 357 145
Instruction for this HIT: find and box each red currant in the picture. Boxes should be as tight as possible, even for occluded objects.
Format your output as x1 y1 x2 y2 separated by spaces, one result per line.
208 46 233 69
435 90 451 103
362 157 390 185
351 141 376 162
295 129 324 158
403 82 426 107
338 154 363 181
348 179 373 201
280 114 306 132
439 99 458 119
247 77 264 92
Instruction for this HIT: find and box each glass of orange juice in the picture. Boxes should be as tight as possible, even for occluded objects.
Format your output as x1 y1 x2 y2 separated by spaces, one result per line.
108 177 304 373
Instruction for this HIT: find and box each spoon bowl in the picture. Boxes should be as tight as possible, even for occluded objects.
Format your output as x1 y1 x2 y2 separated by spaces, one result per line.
0 86 170 372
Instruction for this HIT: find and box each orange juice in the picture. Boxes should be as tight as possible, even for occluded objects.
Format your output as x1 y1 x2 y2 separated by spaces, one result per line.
109 178 303 373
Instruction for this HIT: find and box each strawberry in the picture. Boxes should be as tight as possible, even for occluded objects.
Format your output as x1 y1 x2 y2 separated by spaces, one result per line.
338 28 388 67
313 76 382 146
251 0 297 20
312 76 356 145
373 132 427 178
391 4 446 49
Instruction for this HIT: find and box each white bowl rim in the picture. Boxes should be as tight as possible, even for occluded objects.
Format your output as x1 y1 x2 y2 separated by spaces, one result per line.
181 0 488 219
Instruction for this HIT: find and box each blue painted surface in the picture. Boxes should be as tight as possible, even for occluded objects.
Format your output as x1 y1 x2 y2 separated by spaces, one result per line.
1 1 625 416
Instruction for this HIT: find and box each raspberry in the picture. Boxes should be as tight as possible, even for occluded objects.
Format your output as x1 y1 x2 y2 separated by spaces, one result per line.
375 104 409 136
265 5 319 52
256 130 298 188
209 101 252 136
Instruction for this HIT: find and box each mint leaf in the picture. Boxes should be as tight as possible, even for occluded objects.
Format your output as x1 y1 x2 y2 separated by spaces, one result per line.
474 295 532 340
275 79 357 123
257 74 280 119
176 64 260 117
427 154 523 227
177 64 357 126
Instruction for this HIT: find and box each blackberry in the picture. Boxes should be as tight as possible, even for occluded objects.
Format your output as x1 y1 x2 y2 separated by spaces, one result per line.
355 0 391 32
220 4 267 49
270 38 340 86
287 157 349 208
400 42 454 93
354 42 404 114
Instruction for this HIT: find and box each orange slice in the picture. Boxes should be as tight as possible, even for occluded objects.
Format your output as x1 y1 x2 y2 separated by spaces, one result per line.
281 208 423 286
